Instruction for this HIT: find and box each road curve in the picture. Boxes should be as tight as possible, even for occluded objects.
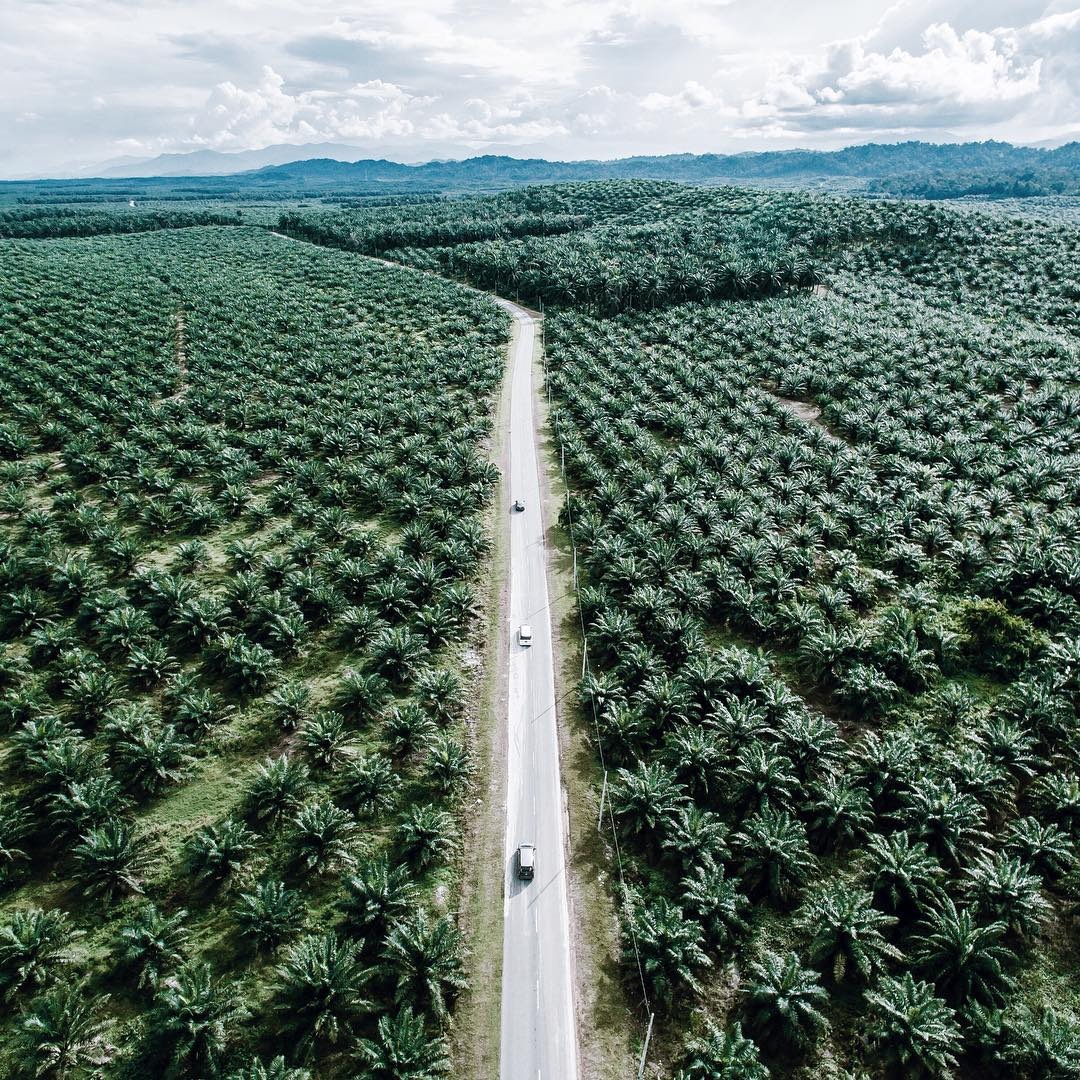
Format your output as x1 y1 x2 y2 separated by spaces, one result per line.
496 300 579 1080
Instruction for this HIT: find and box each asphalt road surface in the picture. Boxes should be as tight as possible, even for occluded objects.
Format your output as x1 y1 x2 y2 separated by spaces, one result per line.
497 300 579 1080
268 232 579 1076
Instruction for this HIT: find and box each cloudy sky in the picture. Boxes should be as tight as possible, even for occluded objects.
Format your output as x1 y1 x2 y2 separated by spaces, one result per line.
2 0 1079 177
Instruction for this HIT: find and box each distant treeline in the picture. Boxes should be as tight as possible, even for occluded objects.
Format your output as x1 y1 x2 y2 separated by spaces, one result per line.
277 198 592 256
0 205 245 239
868 168 1080 200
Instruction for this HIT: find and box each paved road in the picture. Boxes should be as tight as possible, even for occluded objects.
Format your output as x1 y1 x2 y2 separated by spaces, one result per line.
268 232 578 1077
496 300 579 1080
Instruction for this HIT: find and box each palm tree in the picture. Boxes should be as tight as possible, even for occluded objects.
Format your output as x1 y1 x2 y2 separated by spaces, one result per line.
336 668 391 724
354 1005 450 1077
0 908 82 1003
298 710 355 770
609 762 688 843
663 807 729 875
274 933 373 1059
964 852 1050 939
672 1021 768 1080
118 903 189 991
899 777 990 868
971 716 1038 780
265 681 312 731
743 950 829 1051
102 711 192 797
622 891 711 1008
339 854 420 937
798 885 900 983
288 800 359 876
169 686 233 740
243 755 310 826
233 880 304 953
0 795 32 883
187 818 258 888
62 669 121 730
382 910 467 1022
1032 773 1080 834
369 626 428 685
337 754 400 819
413 667 465 725
807 773 873 852
660 723 723 801
864 831 945 914
732 743 798 814
732 806 816 904
71 820 146 901
153 963 249 1078
424 734 470 795
397 805 456 869
912 897 1017 1006
1004 816 1074 880
1001 1006 1080 1077
680 862 749 950
14 979 115 1079
863 972 960 1078
225 1058 310 1080
853 729 919 814
383 705 436 760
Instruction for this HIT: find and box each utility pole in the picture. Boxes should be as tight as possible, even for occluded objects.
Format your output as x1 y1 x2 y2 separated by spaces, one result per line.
637 1013 655 1080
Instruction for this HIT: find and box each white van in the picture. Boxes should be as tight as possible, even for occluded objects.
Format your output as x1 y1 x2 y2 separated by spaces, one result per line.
517 843 536 880
518 624 533 646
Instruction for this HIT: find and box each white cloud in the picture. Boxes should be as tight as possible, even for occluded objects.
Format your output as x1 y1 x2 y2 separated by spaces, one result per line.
0 0 1078 176
640 80 721 113
746 14 1051 131
184 66 418 149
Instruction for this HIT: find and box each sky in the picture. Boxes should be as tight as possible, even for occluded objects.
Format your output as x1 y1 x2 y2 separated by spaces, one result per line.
2 0 1079 177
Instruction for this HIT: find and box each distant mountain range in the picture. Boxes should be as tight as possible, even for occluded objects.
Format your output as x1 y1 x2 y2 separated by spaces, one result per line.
3 141 1078 201
87 142 375 178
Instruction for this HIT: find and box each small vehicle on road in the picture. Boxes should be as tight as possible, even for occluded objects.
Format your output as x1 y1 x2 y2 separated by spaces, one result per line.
516 843 536 880
518 624 533 646
512 499 525 512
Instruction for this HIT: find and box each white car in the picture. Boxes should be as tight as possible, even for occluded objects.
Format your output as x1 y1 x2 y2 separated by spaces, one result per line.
518 624 533 646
